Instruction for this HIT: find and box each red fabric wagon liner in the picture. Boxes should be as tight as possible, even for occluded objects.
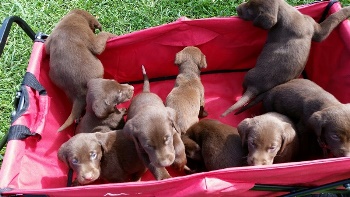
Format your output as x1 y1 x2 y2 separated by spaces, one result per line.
1 1 350 196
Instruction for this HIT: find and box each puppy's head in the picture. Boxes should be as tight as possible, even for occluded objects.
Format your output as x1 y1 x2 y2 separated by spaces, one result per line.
123 107 177 167
236 0 279 30
238 113 296 166
68 9 102 32
308 104 350 157
87 78 134 118
175 46 207 70
58 132 112 185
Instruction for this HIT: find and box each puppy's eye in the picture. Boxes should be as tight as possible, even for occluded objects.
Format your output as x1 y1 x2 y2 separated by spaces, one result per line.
268 146 277 152
90 152 97 160
330 134 340 141
72 158 79 165
164 135 171 144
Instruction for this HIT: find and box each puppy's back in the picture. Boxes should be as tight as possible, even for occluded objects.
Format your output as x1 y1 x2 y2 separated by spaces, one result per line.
186 119 246 171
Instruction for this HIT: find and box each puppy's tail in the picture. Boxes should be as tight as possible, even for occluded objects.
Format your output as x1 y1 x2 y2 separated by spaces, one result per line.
312 6 350 42
221 90 256 117
142 65 150 93
57 98 86 132
234 92 267 115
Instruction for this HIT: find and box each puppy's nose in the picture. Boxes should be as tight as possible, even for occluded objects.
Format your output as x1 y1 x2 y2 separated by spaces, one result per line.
82 172 94 181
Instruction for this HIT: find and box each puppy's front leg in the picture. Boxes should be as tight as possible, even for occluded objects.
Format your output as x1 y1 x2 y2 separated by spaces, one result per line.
172 132 187 171
138 150 171 180
91 32 116 55
199 91 208 118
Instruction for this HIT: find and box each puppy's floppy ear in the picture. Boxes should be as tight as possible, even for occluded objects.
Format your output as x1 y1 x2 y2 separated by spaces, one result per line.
237 119 251 147
198 53 207 70
123 119 138 139
280 123 296 153
308 111 326 137
253 4 278 30
92 98 110 118
174 51 185 66
95 131 115 152
58 142 69 166
166 107 181 133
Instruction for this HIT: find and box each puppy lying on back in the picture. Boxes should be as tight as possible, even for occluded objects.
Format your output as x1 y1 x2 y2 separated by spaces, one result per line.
222 0 350 116
182 119 246 173
75 78 134 134
45 9 116 132
237 112 299 165
166 46 208 134
123 66 187 180
58 129 146 185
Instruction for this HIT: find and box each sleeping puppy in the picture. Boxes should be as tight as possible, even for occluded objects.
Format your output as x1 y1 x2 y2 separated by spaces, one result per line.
182 119 246 173
123 65 187 180
166 46 208 134
222 0 350 116
237 112 299 165
75 78 134 134
258 79 350 158
45 9 116 132
58 129 147 185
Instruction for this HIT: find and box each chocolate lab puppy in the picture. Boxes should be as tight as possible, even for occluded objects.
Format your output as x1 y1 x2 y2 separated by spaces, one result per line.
222 0 350 116
75 78 134 134
237 112 299 166
247 79 350 158
166 46 208 134
58 129 147 185
182 119 247 173
123 65 187 180
45 9 116 132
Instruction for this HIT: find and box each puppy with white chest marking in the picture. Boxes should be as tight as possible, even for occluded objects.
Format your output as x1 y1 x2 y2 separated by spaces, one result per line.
123 66 187 180
222 0 350 116
166 46 208 134
45 9 116 132
237 112 299 166
75 78 134 134
57 129 146 185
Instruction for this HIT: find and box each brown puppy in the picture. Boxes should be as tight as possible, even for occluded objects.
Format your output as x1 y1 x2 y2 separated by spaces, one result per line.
222 0 350 116
237 112 299 166
58 129 146 185
261 79 350 158
123 66 186 180
45 9 116 131
75 78 134 134
182 119 246 173
166 46 208 134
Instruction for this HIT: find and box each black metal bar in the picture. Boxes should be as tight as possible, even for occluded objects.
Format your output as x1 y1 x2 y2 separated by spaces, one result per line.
0 16 36 57
282 178 350 197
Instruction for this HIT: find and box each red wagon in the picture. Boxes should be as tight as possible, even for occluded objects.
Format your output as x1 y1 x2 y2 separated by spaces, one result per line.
1 0 350 196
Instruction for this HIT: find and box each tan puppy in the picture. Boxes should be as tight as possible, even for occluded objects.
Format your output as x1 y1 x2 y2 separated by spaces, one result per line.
238 112 299 166
182 119 247 173
45 9 116 132
75 78 134 134
166 46 208 134
123 66 186 180
222 0 350 116
58 129 146 185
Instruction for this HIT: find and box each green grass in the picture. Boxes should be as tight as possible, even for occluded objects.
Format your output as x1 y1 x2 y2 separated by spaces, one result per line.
0 0 349 167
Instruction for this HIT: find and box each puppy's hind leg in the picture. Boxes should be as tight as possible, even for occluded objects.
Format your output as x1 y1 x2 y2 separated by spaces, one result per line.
90 32 116 55
57 98 86 132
